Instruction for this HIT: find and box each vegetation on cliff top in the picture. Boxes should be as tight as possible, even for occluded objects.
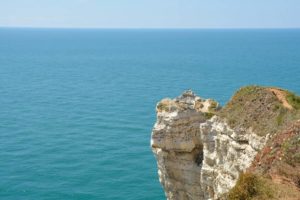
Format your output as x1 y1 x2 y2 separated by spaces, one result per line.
226 172 273 200
226 121 300 200
286 91 300 110
219 86 300 136
221 87 300 199
155 86 300 199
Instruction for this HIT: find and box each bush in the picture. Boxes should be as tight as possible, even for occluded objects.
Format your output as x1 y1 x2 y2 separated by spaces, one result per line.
276 107 286 125
227 172 273 200
286 92 300 110
203 112 215 119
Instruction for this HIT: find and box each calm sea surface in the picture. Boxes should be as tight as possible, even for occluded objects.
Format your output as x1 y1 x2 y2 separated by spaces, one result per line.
0 29 300 200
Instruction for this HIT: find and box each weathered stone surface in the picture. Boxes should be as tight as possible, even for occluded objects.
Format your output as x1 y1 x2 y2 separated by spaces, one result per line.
151 90 211 200
199 116 268 199
151 90 268 200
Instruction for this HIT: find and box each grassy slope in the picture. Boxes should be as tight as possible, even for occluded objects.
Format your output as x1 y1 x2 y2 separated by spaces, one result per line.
218 86 300 136
226 121 300 200
219 86 300 200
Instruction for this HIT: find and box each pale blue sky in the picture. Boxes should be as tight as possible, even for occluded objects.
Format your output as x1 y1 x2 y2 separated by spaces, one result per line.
0 0 299 28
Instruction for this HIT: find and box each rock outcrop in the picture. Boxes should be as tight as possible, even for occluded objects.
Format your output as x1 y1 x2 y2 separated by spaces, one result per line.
151 86 300 200
151 91 217 199
199 117 268 200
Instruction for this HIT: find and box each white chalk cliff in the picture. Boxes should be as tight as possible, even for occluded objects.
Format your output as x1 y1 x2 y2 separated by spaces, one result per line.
151 90 268 200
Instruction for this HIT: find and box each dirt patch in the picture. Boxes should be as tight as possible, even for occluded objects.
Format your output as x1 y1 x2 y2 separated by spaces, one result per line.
269 88 293 110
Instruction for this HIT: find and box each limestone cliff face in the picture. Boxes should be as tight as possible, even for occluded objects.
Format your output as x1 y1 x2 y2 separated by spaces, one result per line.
151 91 214 199
151 89 271 200
199 117 267 199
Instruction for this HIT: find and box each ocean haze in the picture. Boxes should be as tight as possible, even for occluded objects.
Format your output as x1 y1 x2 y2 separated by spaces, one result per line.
0 28 300 200
0 0 300 28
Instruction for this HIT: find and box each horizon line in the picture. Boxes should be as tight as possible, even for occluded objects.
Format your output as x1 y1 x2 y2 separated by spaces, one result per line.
1 26 300 30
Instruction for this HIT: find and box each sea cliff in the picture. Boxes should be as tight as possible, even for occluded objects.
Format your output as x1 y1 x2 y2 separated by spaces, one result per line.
151 86 300 200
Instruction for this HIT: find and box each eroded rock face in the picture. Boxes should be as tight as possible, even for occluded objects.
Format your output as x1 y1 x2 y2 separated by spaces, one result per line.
200 117 268 199
151 90 268 200
151 91 215 199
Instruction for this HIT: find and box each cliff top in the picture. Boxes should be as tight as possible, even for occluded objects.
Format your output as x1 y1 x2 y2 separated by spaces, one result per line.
219 86 300 136
221 86 300 199
156 89 220 115
151 86 300 200
155 86 300 137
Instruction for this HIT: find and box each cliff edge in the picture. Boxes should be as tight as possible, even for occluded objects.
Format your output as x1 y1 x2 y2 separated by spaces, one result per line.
151 86 300 200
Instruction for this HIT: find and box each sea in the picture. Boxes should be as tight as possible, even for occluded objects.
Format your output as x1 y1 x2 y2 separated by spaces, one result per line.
0 28 300 200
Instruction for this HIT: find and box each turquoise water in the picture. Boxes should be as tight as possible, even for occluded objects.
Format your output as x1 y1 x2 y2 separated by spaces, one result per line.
0 28 300 200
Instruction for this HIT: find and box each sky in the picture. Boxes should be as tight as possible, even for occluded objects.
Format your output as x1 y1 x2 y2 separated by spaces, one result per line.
0 0 299 28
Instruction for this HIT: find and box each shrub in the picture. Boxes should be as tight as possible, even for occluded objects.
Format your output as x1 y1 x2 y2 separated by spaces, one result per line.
286 92 300 110
203 112 215 119
208 100 218 111
227 172 273 200
276 107 286 125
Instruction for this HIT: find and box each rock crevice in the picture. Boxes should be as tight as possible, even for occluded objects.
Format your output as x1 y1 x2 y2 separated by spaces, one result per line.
151 90 268 200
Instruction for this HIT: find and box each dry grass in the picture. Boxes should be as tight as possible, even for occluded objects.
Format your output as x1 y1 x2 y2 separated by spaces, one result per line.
227 172 273 200
238 121 300 200
218 86 300 136
286 92 300 110
221 88 300 200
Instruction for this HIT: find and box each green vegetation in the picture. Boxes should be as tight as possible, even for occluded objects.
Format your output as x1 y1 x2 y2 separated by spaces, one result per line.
276 107 287 125
208 100 218 112
227 173 273 200
224 106 300 200
286 92 300 110
157 102 168 111
203 99 219 119
156 100 172 112
218 86 300 136
239 121 300 199
234 85 259 97
203 112 215 119
282 134 300 166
